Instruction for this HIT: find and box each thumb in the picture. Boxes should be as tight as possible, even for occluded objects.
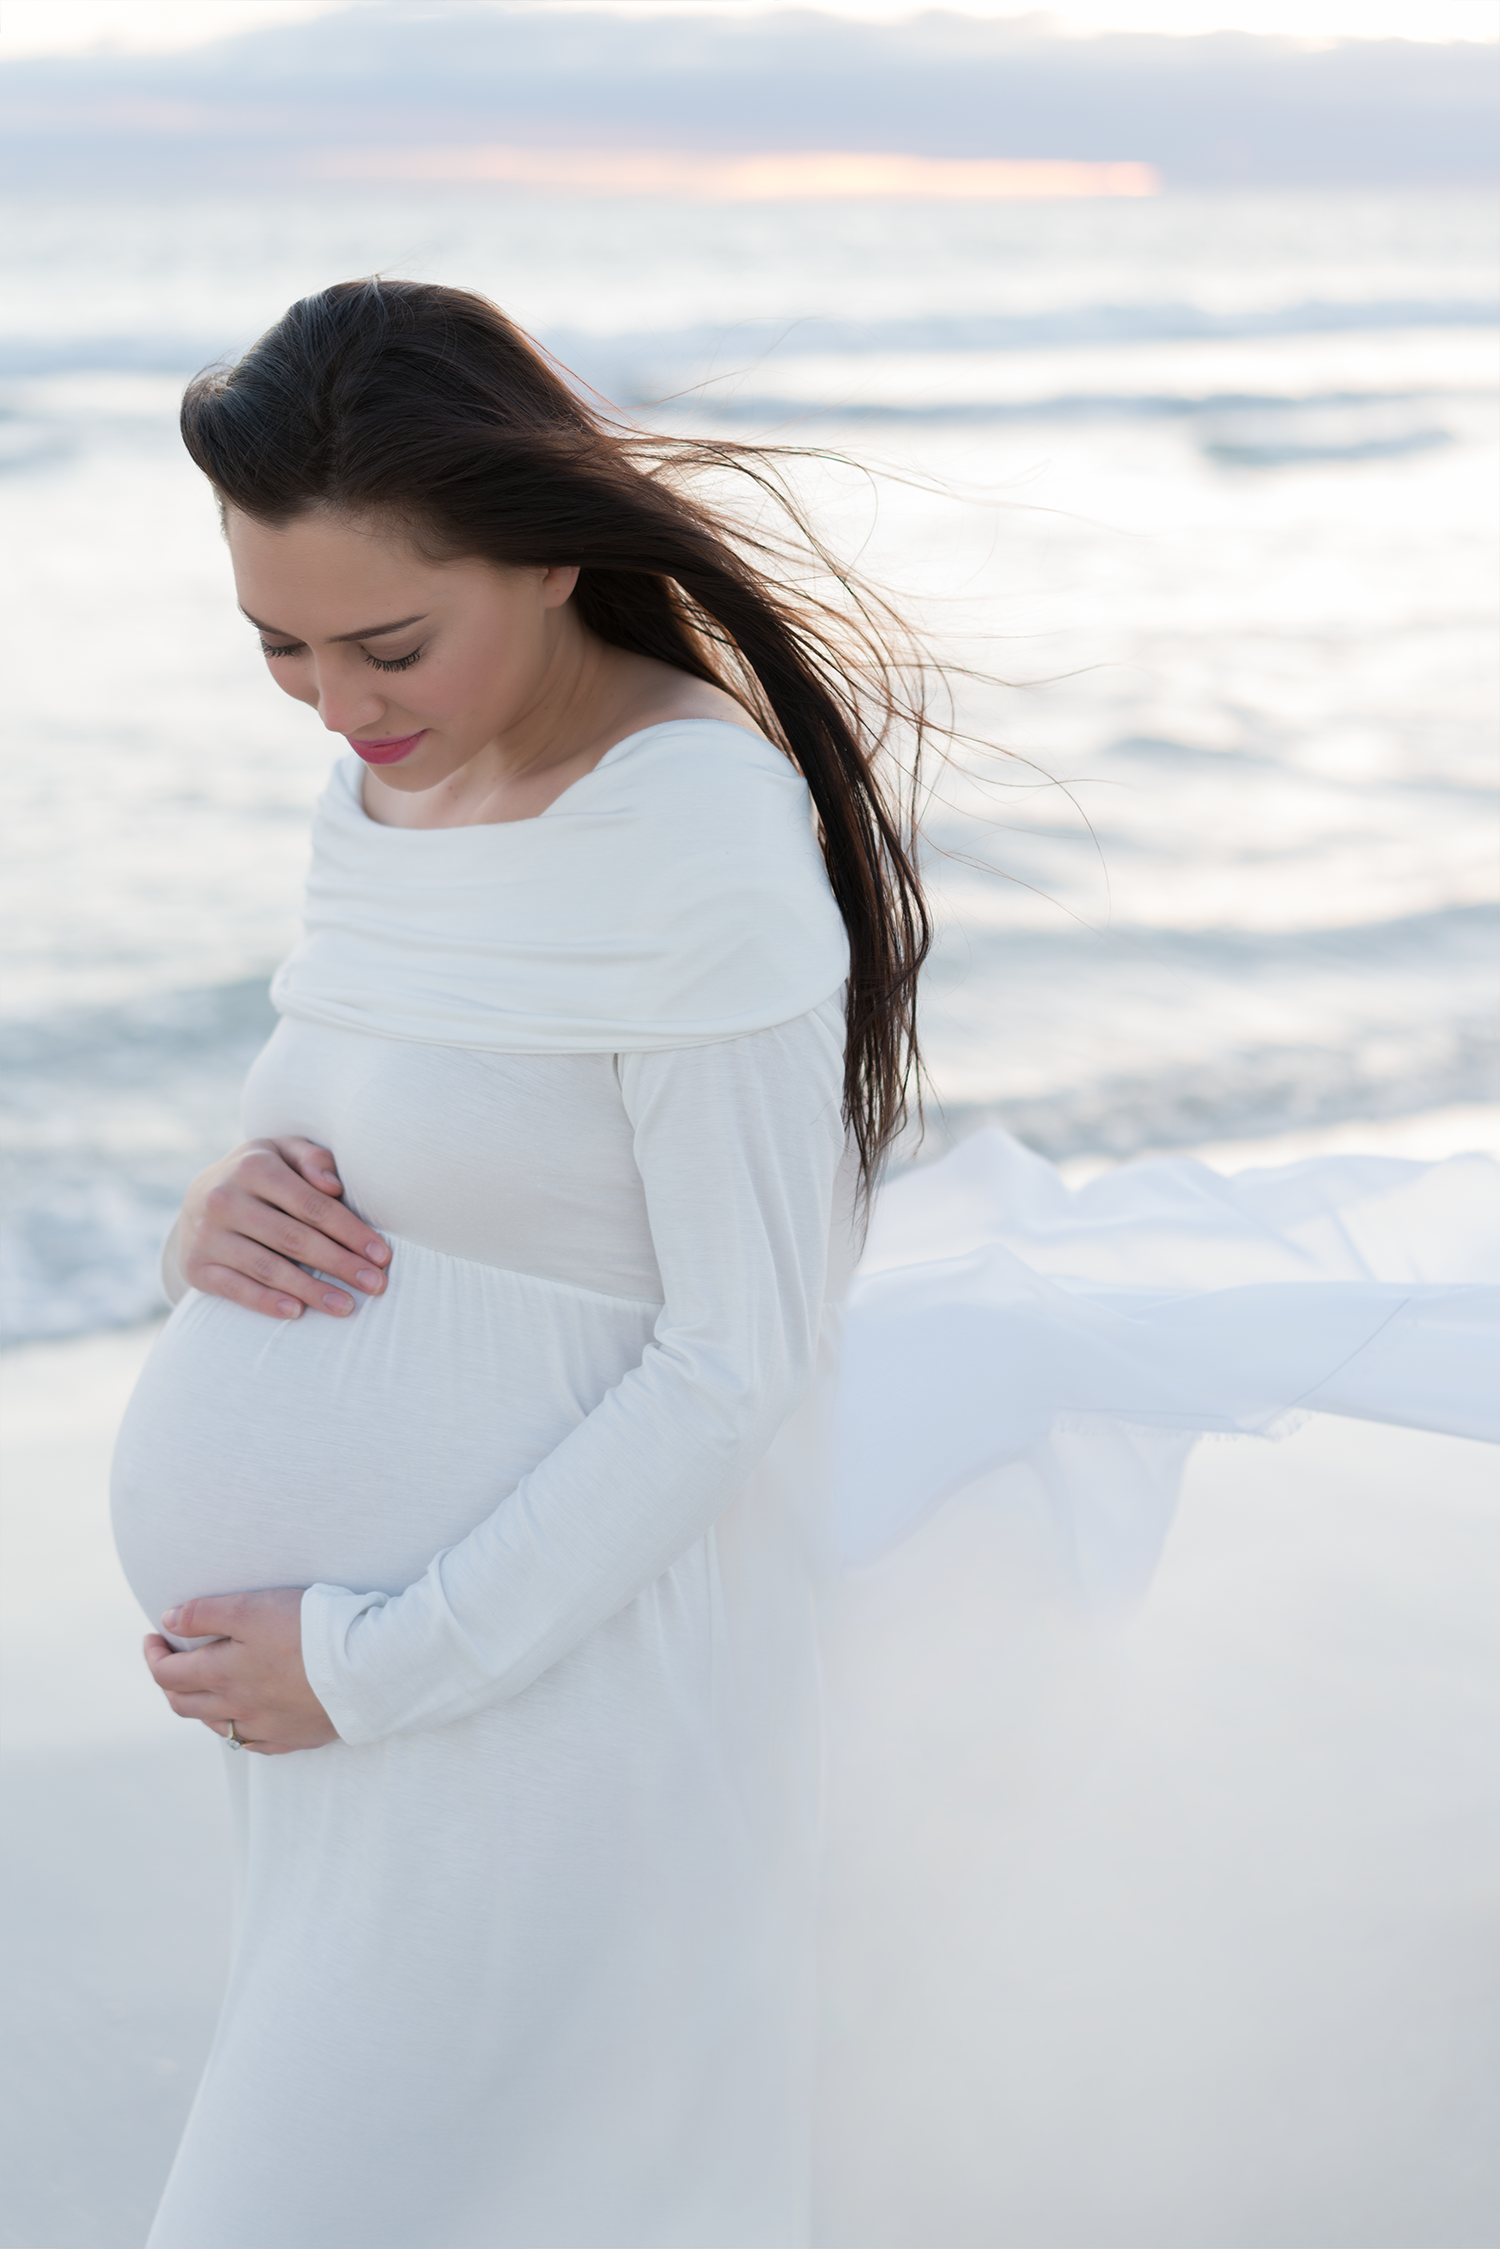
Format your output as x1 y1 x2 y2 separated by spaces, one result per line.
285 1137 343 1194
161 1595 239 1640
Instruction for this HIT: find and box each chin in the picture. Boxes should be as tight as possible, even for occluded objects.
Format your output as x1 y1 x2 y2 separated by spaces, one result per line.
371 749 454 789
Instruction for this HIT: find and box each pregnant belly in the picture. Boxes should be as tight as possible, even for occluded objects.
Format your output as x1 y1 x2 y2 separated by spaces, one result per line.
111 1240 659 1628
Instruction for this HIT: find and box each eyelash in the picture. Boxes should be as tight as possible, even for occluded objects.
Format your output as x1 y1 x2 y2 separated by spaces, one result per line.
259 642 424 673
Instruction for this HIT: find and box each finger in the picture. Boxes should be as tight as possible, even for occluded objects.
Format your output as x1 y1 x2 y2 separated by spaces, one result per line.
189 1187 328 1310
240 1151 390 1272
145 1635 191 1685
216 1187 389 1299
237 1210 389 1301
193 1250 357 1319
207 1151 387 1276
161 1591 254 1641
280 1137 345 1195
149 1651 229 1701
163 1687 232 1720
144 1635 221 1683
197 1716 293 1754
205 1723 281 1753
188 1262 307 1319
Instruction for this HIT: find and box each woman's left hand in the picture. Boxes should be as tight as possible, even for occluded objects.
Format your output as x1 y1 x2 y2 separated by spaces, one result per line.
144 1588 339 1755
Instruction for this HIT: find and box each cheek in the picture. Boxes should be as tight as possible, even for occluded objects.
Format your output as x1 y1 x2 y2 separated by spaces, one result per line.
424 644 513 722
267 662 318 705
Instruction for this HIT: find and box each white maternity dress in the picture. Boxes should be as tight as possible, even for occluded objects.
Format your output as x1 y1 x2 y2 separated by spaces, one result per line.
111 721 855 2249
111 718 1500 2248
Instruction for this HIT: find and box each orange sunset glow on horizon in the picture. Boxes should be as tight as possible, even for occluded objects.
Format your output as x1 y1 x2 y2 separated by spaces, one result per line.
311 147 1162 199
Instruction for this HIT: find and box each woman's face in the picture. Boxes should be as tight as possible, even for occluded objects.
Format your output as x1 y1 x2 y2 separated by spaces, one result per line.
225 506 580 793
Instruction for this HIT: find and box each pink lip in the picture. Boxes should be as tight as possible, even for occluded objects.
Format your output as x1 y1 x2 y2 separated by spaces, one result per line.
347 729 427 766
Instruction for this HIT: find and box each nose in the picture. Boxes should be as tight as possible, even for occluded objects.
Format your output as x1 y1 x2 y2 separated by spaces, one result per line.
312 665 388 738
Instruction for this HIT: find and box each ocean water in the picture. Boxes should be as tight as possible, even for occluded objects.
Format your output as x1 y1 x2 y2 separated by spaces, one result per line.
0 185 1495 1341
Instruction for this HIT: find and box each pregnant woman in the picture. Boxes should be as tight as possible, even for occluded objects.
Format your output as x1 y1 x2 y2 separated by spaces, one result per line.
113 274 1500 2249
110 278 925 2248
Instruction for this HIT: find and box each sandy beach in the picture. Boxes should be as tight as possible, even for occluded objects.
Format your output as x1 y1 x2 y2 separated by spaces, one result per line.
3 1107 1497 2248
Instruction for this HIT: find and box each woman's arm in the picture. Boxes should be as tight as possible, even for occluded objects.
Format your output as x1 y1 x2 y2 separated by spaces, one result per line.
296 1000 848 1744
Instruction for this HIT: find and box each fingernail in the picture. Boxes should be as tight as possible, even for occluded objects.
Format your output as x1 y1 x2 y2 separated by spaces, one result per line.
365 1242 389 1264
323 1289 353 1314
277 1297 302 1318
162 1607 183 1630
355 1267 383 1292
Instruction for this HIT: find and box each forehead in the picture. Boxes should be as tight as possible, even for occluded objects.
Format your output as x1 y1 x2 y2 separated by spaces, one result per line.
224 511 524 637
226 508 428 601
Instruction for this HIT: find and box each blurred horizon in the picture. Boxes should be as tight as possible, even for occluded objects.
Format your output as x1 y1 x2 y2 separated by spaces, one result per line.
3 3 1496 194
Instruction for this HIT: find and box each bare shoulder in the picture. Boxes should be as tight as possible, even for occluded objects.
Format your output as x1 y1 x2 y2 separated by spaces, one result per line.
614 656 762 740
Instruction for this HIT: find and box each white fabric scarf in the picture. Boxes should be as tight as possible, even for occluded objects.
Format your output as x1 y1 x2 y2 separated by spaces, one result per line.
837 1127 1500 1614
272 720 851 1051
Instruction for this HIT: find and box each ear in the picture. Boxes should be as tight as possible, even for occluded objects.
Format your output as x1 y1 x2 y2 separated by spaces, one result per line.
539 564 581 608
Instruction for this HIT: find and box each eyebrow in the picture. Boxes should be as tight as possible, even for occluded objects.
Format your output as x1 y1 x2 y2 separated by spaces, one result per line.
241 609 428 643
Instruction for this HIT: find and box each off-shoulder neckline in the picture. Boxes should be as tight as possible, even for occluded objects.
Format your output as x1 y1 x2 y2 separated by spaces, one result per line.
343 717 771 836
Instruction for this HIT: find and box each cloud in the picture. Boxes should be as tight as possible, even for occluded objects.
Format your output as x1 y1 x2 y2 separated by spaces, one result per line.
2 6 1495 190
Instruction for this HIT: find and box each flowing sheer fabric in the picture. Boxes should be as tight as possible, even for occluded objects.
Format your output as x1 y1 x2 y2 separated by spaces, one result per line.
835 1129 1500 1613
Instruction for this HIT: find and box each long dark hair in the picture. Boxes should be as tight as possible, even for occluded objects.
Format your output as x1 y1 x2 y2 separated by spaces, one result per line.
181 278 933 1191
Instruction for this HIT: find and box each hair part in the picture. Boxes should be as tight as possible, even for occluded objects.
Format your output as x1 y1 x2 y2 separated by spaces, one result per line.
181 277 935 1193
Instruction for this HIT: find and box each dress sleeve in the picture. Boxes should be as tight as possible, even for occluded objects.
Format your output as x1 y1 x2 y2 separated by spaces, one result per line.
299 997 849 1744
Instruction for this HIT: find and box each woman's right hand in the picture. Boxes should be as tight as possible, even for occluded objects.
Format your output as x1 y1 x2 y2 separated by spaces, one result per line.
167 1138 391 1321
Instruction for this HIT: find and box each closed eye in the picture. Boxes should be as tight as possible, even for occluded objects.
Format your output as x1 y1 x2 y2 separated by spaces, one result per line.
257 639 422 671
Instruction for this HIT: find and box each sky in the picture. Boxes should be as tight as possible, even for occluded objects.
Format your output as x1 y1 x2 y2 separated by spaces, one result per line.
1 0 1496 58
